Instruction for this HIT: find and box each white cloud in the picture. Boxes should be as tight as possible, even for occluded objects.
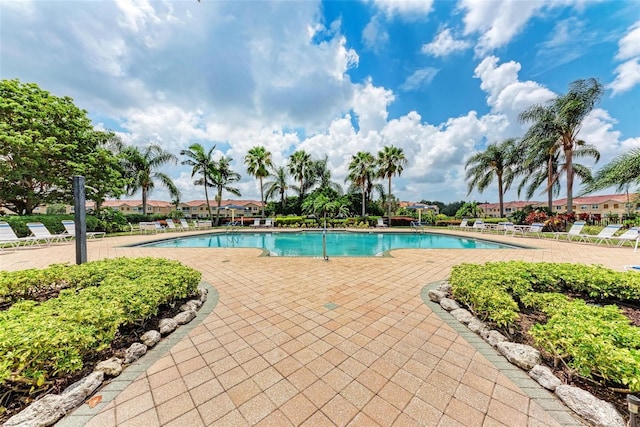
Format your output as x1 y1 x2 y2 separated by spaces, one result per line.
609 21 640 95
362 15 389 50
615 20 640 60
459 0 547 55
352 78 395 134
608 59 640 96
399 67 440 92
370 0 434 19
421 28 471 57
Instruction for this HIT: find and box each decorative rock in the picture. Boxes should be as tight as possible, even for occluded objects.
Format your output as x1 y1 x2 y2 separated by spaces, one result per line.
188 298 203 308
439 298 460 311
481 329 508 347
4 394 66 427
428 289 447 303
450 308 474 324
95 357 123 377
436 283 452 293
124 342 147 364
180 300 201 312
467 317 488 334
60 371 104 411
199 287 208 302
529 365 562 391
141 330 161 347
159 318 178 335
174 309 196 325
496 341 541 371
555 385 625 427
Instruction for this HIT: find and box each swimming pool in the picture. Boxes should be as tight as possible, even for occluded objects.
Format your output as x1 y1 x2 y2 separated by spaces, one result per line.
140 231 517 257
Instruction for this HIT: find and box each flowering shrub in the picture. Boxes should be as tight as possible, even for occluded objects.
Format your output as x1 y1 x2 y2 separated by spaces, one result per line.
524 211 548 225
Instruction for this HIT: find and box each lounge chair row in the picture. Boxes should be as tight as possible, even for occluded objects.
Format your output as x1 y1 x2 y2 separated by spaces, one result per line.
1 220 105 249
450 218 640 248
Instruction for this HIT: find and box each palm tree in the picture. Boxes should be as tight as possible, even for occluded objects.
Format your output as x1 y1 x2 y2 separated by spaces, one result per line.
264 166 289 213
180 143 216 224
519 78 604 213
346 151 376 217
244 146 273 218
377 145 407 226
583 148 640 194
311 156 343 195
288 150 312 201
121 144 180 216
210 156 241 225
465 138 518 218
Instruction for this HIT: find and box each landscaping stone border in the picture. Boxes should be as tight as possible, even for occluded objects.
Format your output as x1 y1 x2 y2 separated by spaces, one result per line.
7 282 220 427
421 281 588 427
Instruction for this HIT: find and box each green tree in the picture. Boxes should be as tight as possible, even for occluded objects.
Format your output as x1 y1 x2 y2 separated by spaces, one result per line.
346 151 376 217
0 79 125 214
583 148 640 194
244 146 273 218
311 155 343 195
121 144 180 216
455 201 482 219
288 150 312 201
377 145 407 227
210 156 241 225
264 166 289 213
465 138 519 218
301 193 349 225
180 143 216 224
519 78 604 213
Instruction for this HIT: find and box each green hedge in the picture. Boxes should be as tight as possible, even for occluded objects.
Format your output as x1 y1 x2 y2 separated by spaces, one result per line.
449 261 640 391
0 258 201 390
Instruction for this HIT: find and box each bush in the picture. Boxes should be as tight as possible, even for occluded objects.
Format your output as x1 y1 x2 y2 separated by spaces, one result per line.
3 215 101 237
0 258 201 391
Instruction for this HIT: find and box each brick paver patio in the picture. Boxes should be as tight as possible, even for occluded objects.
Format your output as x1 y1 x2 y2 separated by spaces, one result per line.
3 228 632 426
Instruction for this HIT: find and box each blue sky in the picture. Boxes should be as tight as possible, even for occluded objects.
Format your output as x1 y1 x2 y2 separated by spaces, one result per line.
1 0 639 205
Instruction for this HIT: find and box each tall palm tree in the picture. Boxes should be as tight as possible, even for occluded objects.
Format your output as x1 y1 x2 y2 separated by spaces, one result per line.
264 166 289 213
121 144 180 216
180 143 216 224
209 156 241 225
288 150 312 201
346 151 376 217
244 146 273 218
465 138 518 218
519 78 604 213
377 145 407 226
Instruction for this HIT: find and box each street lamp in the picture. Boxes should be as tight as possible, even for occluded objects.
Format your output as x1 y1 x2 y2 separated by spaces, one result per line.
629 394 639 427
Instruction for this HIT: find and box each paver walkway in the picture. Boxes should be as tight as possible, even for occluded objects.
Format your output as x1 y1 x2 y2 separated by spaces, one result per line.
3 228 634 426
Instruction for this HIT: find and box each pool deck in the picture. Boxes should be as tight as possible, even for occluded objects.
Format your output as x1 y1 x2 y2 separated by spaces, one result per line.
2 228 635 426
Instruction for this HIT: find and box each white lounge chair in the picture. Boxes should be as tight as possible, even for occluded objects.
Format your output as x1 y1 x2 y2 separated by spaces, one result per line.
471 220 485 232
179 219 191 230
449 218 468 230
520 222 544 238
61 220 106 239
0 221 39 249
27 222 70 244
264 218 274 228
250 218 261 227
139 221 164 234
376 218 388 228
610 227 640 247
578 224 622 245
553 221 586 241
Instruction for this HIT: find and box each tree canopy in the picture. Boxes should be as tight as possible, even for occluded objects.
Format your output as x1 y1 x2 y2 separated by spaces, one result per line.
0 79 125 214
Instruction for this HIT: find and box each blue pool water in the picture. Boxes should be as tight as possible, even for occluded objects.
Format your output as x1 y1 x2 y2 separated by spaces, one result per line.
140 231 516 257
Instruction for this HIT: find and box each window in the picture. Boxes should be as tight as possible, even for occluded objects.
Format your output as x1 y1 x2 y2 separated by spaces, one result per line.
603 204 609 209
614 204 619 209
580 205 588 210
591 205 599 209
555 206 562 210
505 208 512 213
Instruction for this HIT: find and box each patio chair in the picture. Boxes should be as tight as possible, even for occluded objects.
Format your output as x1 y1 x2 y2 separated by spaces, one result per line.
578 224 623 245
521 222 544 238
471 219 485 232
610 227 640 248
410 221 425 232
553 221 586 241
179 219 191 230
61 220 106 239
26 222 70 244
264 218 274 228
249 218 261 227
139 221 163 234
376 218 388 228
165 220 178 231
0 221 40 249
448 218 468 230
